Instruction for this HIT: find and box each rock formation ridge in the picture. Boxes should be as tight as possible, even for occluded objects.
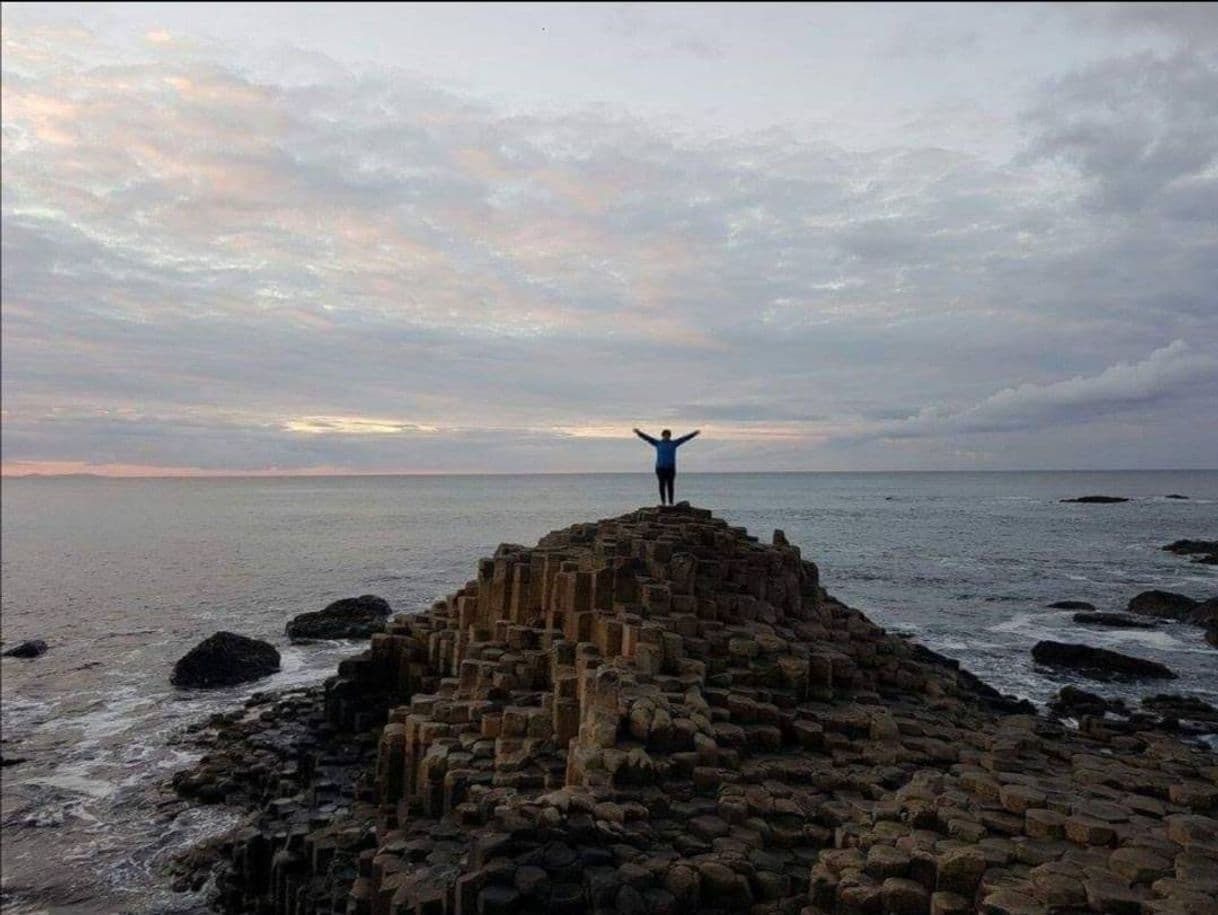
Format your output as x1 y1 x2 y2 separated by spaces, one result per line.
175 504 1218 915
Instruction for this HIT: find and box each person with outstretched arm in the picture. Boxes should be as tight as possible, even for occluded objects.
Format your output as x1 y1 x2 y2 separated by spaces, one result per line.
633 428 700 506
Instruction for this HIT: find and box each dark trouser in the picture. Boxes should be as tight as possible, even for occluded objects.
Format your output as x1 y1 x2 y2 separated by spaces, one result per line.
656 466 675 505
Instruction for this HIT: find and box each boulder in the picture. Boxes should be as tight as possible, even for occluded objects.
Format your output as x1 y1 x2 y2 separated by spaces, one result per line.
172 631 280 688
1049 685 1126 718
286 595 392 642
1046 600 1095 610
1072 612 1156 629
1060 495 1129 503
1162 540 1218 565
1031 640 1176 680
1164 494 1189 499
1127 590 1198 621
2 639 48 658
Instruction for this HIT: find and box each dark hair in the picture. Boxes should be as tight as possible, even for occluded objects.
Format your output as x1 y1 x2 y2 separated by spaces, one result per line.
661 429 672 438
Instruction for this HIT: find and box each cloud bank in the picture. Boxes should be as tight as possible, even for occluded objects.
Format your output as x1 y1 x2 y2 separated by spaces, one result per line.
2 8 1216 473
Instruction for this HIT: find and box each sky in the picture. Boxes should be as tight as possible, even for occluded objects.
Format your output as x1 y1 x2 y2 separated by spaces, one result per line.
2 2 1216 475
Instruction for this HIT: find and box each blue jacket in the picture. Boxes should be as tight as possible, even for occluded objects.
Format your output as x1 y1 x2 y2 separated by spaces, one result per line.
636 430 698 469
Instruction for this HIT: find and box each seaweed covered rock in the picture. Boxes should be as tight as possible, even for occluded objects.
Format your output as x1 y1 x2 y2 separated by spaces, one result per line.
286 593 392 641
171 631 280 688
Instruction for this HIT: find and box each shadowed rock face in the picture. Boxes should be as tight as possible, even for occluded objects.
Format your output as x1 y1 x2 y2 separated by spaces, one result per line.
171 505 1218 915
171 631 280 688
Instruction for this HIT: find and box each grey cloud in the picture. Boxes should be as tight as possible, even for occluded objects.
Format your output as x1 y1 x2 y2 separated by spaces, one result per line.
848 341 1218 442
2 24 1217 472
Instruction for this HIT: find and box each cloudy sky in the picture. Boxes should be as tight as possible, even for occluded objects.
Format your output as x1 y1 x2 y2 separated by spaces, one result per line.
2 2 1216 475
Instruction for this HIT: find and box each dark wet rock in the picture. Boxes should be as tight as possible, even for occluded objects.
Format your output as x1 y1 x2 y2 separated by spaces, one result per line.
285 594 391 641
1142 694 1218 725
1060 495 1129 503
1031 640 1176 680
1163 540 1218 565
1127 589 1198 621
171 631 280 688
1047 600 1095 610
1164 494 1189 499
1 754 29 767
1072 612 1156 629
2 639 48 658
1048 685 1126 718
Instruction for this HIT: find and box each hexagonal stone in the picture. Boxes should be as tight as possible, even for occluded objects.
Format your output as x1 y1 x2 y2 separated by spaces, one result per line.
1000 784 1047 815
688 815 730 840
1109 847 1172 884
930 890 971 915
1025 808 1066 840
979 888 1046 915
1169 782 1218 812
867 845 912 880
1065 815 1116 846
1083 875 1144 915
936 847 987 896
881 877 930 915
1030 870 1087 908
1166 814 1218 848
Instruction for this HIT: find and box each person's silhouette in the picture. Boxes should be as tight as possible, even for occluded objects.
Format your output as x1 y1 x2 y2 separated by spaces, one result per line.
633 428 700 505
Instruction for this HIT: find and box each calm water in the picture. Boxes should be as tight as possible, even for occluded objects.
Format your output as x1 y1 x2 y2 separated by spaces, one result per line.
2 471 1216 913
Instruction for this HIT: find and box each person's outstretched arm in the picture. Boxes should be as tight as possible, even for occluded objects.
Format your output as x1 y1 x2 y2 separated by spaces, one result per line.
673 429 701 445
633 428 658 445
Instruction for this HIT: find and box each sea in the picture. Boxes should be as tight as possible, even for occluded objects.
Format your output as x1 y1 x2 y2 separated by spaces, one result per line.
1 471 1216 913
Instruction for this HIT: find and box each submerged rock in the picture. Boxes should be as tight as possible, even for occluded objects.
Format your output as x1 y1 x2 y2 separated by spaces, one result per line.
286 594 391 641
1031 640 1176 680
1060 495 1129 503
1072 612 1156 629
1164 493 1189 499
2 639 48 658
1046 600 1095 610
171 631 280 688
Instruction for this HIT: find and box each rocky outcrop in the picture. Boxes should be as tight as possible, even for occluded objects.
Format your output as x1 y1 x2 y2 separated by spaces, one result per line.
1163 540 1218 565
1031 640 1176 680
286 594 392 641
171 506 1218 915
1125 592 1217 649
2 639 48 658
1060 495 1129 503
1127 590 1200 621
171 631 280 688
1048 685 1126 719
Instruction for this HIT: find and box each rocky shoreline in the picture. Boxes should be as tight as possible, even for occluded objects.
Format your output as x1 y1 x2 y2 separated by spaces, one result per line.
168 504 1218 915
